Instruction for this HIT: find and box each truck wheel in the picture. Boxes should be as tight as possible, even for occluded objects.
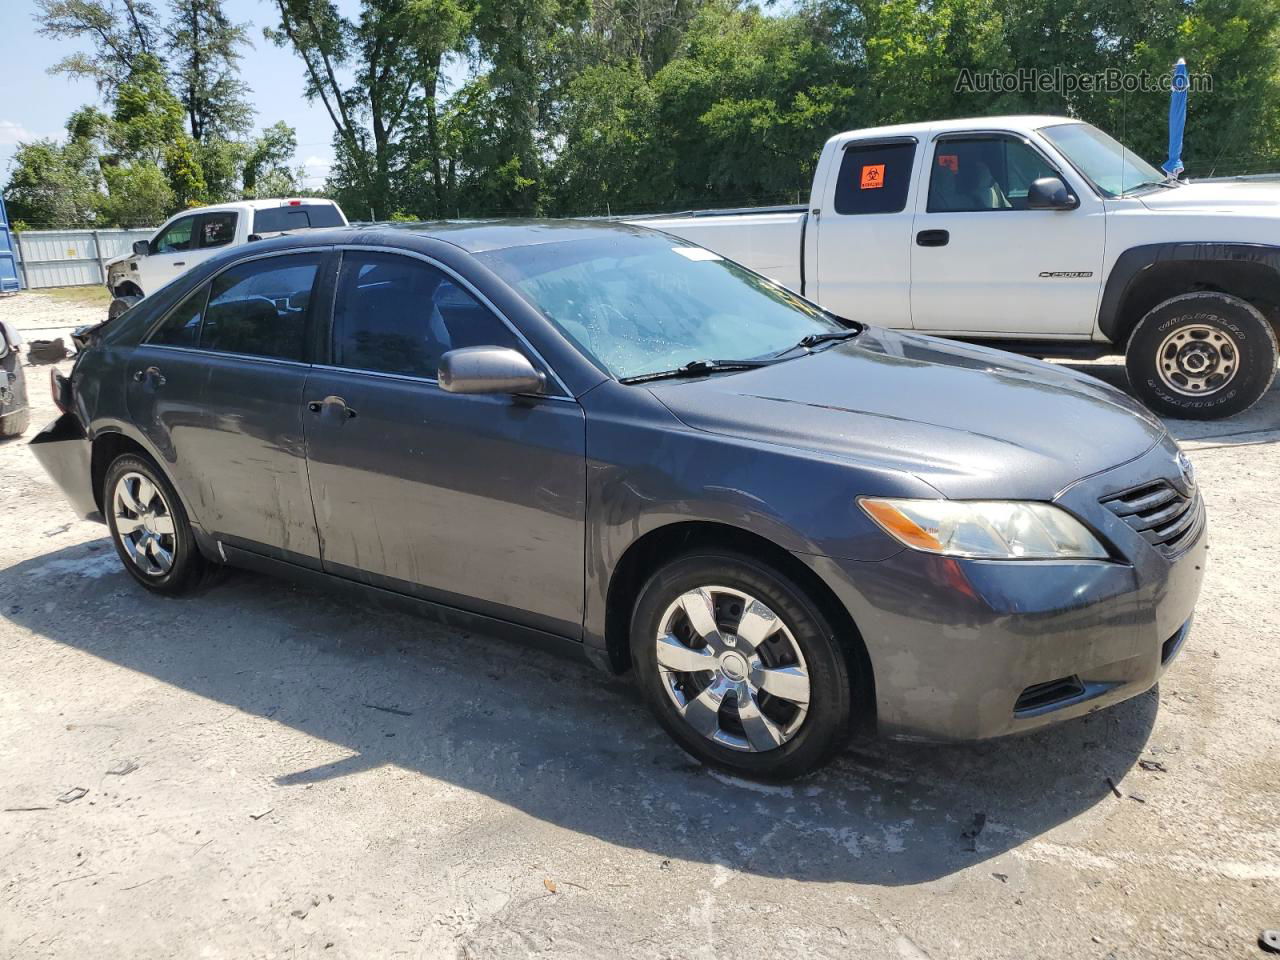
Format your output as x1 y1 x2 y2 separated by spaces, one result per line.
108 295 142 321
1125 292 1278 420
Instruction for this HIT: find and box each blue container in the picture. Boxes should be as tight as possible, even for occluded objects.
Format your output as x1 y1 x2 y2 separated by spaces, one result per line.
0 194 20 291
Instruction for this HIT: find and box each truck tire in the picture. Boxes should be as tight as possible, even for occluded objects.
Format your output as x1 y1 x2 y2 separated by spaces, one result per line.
108 295 142 321
0 348 30 438
1125 292 1278 420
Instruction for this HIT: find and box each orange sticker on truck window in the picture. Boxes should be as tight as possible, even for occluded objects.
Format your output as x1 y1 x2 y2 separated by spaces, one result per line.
937 154 959 173
860 164 885 189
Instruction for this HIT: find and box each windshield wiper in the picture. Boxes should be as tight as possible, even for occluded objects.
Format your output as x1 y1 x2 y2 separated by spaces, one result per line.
620 358 775 385
796 327 861 349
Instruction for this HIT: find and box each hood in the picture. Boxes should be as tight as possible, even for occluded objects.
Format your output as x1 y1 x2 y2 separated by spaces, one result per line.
1138 179 1280 213
647 328 1167 500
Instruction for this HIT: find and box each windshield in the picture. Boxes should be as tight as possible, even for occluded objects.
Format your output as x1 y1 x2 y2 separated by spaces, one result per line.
1039 122 1167 197
477 233 845 381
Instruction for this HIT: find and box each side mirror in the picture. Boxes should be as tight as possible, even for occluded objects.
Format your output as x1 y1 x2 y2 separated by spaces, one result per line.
1026 176 1078 210
438 346 545 395
132 239 151 256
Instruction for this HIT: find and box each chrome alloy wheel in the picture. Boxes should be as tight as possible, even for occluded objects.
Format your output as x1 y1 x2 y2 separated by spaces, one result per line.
1157 324 1240 397
112 471 177 576
655 586 811 752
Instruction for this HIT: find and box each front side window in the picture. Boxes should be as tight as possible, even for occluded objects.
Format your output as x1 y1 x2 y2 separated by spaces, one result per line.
153 216 196 254
478 232 846 381
149 284 208 347
927 137 1061 212
331 252 521 378
833 141 915 215
200 254 321 361
199 212 237 249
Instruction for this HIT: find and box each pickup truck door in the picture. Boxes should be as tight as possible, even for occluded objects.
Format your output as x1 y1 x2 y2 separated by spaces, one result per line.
909 132 1104 337
810 137 919 327
141 212 239 294
142 214 200 292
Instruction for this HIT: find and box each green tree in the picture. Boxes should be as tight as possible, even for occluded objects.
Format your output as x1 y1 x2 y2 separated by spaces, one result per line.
35 0 158 94
243 121 301 197
3 138 103 228
100 161 177 225
165 0 254 141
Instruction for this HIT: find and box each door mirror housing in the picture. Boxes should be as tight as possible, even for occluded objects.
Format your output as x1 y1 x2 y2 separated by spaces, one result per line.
132 239 152 257
1026 176 1078 210
438 346 545 395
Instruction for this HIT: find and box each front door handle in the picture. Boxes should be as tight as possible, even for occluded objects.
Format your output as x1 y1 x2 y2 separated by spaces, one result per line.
132 365 166 387
172 261 186 267
916 229 950 247
307 395 357 419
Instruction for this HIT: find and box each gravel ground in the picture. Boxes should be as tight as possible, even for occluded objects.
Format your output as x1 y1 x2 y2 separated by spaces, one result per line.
1 288 1278 960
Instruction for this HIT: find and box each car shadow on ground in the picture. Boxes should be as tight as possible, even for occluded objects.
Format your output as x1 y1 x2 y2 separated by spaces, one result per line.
1 539 1160 887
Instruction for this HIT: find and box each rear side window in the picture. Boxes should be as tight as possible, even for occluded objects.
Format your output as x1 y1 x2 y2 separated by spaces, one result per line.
833 141 916 215
199 212 237 249
331 251 520 378
200 254 322 361
252 204 344 234
149 285 208 347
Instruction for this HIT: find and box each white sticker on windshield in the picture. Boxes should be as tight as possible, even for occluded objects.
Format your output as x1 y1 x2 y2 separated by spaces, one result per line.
672 246 724 262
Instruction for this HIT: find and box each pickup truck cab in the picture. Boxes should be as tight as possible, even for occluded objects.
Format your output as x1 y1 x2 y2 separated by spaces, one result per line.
637 116 1280 419
106 198 347 319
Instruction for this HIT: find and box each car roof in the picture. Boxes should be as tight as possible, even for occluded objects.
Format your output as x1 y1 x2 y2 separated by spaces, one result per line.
171 198 342 217
835 115 1085 143
256 218 659 255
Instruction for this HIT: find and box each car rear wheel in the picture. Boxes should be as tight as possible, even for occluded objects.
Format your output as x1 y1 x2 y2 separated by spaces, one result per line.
1125 292 1278 420
104 454 208 594
0 348 29 438
630 551 854 779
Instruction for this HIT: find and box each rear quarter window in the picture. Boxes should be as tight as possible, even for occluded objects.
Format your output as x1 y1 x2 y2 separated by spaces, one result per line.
833 141 916 215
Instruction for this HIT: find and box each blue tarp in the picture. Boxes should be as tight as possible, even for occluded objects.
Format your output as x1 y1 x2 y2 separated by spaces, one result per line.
1162 58 1189 178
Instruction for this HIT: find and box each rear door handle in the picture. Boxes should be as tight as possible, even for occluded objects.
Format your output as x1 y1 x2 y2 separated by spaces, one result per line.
307 395 357 419
173 261 186 267
916 229 950 247
132 365 166 387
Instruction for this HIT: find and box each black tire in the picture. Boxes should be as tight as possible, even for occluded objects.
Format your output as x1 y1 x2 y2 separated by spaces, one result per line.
108 295 142 321
103 453 208 595
630 550 854 780
1125 292 1278 420
0 349 30 438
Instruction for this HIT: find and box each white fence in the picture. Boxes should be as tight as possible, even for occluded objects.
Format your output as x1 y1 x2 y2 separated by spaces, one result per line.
13 228 155 289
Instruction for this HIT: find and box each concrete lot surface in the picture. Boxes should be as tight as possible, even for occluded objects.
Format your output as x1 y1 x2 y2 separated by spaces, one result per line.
1 289 1278 959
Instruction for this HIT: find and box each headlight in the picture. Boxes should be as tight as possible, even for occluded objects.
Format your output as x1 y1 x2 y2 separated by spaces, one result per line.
859 498 1108 560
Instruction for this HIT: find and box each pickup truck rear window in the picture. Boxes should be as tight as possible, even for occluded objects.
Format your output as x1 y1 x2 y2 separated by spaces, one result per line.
834 142 915 215
252 205 345 234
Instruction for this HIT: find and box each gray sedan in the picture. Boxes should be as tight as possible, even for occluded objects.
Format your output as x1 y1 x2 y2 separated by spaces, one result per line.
31 221 1206 778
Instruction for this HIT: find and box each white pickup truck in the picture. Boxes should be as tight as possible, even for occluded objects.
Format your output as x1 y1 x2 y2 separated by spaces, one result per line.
636 115 1280 419
105 198 347 319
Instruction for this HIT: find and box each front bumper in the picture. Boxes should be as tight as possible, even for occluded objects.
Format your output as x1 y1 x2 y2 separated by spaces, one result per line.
807 437 1208 741
29 413 101 521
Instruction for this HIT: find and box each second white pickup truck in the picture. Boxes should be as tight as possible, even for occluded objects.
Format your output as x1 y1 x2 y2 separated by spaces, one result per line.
635 115 1280 419
106 198 348 319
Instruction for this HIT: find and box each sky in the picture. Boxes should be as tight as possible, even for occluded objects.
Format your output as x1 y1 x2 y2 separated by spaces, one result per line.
0 0 369 189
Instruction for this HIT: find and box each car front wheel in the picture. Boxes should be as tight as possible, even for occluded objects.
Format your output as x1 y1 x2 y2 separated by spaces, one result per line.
630 551 854 779
104 453 208 594
1125 292 1278 419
